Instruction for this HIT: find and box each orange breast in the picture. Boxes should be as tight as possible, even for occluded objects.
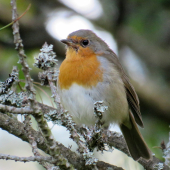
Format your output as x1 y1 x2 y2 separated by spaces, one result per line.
58 47 103 89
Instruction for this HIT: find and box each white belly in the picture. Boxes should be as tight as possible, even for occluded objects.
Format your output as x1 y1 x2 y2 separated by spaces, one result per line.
59 84 96 125
58 82 128 126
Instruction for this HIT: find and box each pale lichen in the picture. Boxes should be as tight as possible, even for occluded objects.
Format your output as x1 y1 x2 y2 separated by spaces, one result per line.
164 132 170 166
153 163 164 170
0 67 18 95
34 42 58 70
0 91 27 107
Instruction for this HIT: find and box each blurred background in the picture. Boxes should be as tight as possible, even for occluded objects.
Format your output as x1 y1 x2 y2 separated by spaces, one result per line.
0 0 170 169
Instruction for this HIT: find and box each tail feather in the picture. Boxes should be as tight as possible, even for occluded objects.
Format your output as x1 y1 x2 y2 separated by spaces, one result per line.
120 111 152 160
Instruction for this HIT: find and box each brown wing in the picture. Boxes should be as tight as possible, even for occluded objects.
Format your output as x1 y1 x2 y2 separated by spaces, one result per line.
122 74 144 127
104 50 144 127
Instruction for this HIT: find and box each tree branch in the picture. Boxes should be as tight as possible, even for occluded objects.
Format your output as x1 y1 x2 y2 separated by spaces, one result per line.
0 111 123 170
0 104 33 114
11 0 37 109
0 106 169 169
0 154 54 163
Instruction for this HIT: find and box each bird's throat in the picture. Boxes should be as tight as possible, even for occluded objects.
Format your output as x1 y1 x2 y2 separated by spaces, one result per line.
58 48 103 89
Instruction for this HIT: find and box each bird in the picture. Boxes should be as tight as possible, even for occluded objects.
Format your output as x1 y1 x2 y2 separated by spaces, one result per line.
57 29 152 161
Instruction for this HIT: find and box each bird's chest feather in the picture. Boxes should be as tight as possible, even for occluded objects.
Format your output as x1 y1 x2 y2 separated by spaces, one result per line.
58 48 103 89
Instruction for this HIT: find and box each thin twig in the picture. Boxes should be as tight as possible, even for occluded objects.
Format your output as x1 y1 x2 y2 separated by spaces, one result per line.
33 83 54 107
0 154 54 163
47 73 62 112
11 0 37 110
0 4 31 31
0 104 33 114
24 115 53 170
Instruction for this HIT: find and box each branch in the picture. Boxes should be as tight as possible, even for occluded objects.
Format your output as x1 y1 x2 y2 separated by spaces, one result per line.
24 115 54 170
47 72 62 113
11 0 37 109
0 104 33 114
0 100 55 115
0 96 169 170
0 154 54 163
0 111 123 170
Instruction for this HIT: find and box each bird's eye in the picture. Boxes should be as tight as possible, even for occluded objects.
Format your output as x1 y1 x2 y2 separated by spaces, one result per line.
81 40 89 47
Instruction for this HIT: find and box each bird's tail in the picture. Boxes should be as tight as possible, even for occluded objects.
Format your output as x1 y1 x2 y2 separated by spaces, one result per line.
120 111 152 160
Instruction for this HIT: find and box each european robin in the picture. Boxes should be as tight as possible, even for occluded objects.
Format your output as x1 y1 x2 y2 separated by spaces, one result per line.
58 29 152 160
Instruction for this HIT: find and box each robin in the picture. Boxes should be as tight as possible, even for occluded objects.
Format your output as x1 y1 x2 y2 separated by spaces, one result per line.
57 29 152 160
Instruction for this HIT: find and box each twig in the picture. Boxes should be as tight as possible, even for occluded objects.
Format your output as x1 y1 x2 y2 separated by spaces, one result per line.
33 83 54 107
47 74 63 113
24 115 54 170
11 0 37 110
35 113 75 169
0 4 31 31
0 154 54 163
0 104 33 114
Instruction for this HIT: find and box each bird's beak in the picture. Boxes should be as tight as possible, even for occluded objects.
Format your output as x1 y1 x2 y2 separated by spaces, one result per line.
60 39 74 46
60 39 78 51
